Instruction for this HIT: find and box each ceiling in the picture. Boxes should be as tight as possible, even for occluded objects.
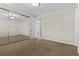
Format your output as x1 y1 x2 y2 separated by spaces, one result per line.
0 3 75 17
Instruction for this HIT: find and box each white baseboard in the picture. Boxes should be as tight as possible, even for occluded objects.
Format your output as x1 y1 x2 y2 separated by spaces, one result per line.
39 37 76 46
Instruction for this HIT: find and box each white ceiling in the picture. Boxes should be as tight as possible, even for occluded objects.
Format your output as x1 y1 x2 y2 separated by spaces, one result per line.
0 3 75 17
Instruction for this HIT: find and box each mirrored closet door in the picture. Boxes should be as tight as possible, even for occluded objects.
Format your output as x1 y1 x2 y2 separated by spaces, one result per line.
8 11 30 43
0 8 31 45
0 9 9 45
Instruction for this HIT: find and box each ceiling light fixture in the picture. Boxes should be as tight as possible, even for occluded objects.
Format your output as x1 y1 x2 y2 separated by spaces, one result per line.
9 15 16 19
31 2 40 7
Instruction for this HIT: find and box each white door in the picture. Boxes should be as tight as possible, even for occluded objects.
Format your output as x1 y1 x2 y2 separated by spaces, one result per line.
30 17 41 38
35 19 41 38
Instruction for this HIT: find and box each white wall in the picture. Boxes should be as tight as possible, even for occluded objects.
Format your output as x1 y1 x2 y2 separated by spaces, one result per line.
77 4 79 54
38 6 75 45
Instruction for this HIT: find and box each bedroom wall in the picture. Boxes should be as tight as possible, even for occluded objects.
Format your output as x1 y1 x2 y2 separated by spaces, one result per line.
38 6 75 45
77 3 79 54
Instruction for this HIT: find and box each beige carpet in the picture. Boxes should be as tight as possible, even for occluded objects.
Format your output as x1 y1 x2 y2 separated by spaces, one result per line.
0 38 78 56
